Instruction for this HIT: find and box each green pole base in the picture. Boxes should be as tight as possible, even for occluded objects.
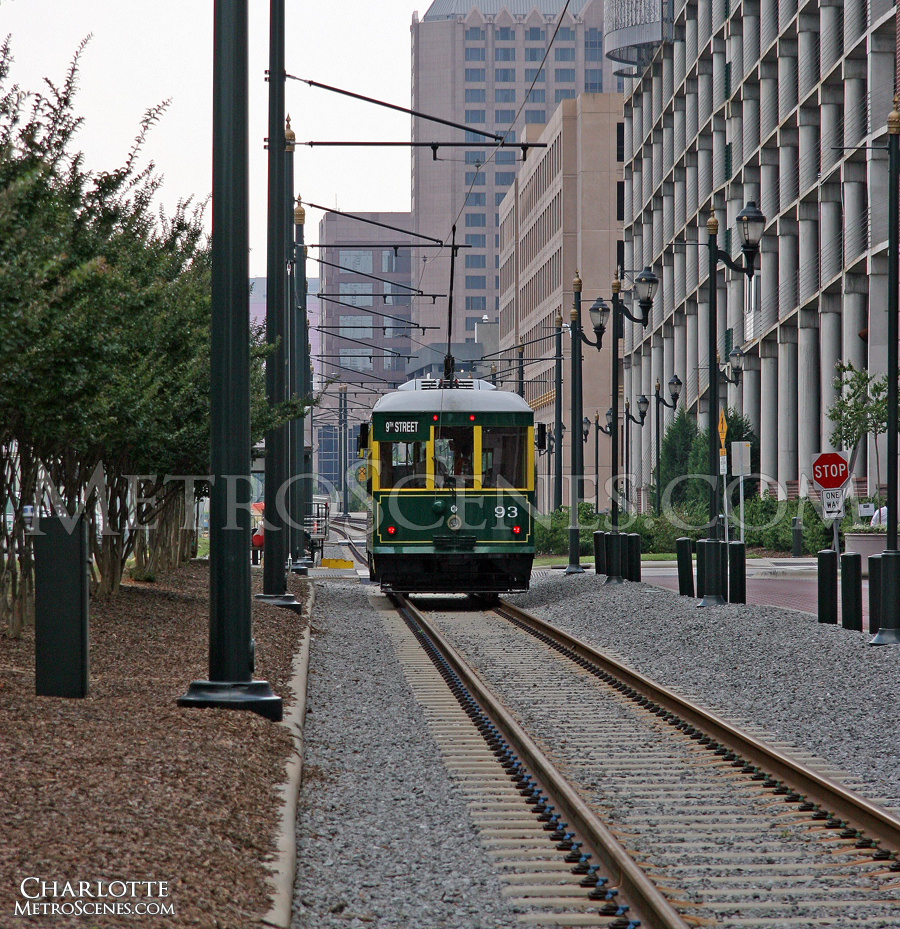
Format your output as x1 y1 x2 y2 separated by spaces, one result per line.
177 680 283 722
566 527 584 574
871 550 900 645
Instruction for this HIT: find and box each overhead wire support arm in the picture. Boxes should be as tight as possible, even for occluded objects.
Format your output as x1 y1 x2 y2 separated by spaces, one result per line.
311 326 410 357
302 141 544 159
313 256 425 295
316 294 441 331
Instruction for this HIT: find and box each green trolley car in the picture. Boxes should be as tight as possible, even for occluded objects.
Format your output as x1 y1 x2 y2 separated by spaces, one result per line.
364 378 535 594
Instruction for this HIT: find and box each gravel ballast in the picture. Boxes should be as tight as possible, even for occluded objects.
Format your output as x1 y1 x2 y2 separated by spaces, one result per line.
509 570 900 807
291 581 522 929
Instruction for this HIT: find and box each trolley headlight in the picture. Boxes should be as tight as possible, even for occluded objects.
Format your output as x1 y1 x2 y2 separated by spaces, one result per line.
447 515 462 531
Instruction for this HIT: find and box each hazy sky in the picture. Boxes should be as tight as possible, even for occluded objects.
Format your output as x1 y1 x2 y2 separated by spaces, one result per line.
2 0 421 277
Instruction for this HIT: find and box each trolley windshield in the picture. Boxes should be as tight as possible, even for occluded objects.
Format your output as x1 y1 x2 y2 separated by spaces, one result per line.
481 426 527 488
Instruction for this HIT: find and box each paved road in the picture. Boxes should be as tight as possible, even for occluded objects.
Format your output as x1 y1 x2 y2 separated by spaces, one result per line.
641 558 873 629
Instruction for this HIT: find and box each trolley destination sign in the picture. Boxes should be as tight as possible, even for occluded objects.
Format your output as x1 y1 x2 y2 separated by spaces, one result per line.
373 417 430 442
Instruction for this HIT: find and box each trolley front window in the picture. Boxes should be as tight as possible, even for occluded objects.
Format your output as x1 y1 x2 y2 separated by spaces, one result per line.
481 426 527 488
434 426 475 488
379 440 428 488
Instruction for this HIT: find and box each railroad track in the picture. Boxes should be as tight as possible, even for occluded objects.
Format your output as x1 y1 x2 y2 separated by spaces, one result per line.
383 593 900 928
327 518 368 567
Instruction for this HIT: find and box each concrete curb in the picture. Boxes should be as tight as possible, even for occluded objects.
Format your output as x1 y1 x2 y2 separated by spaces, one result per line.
262 582 315 928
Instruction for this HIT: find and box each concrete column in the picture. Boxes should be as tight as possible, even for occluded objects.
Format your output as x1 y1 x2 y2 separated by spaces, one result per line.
819 0 841 77
777 326 798 493
779 128 798 210
777 38 798 120
686 78 698 141
759 61 778 140
820 85 842 175
797 310 820 489
759 0 777 49
777 220 798 321
798 199 819 304
674 311 687 397
759 337 778 489
759 146 779 234
759 232 779 332
673 98 686 163
663 321 675 432
742 90 759 156
632 165 642 220
673 34 686 86
674 245 686 311
697 292 710 429
743 13 759 75
797 15 819 100
843 170 867 265
820 184 842 284
662 253 674 322
843 59 866 147
686 299 699 410
819 293 842 453
798 108 819 196
685 153 698 229
742 352 761 442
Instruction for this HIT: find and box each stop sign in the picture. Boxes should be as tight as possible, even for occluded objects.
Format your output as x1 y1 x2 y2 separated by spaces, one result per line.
812 451 850 490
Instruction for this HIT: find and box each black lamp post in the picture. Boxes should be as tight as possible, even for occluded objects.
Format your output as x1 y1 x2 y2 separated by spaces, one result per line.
595 407 614 512
553 311 563 511
654 374 683 516
702 202 764 605
624 395 649 513
873 98 900 645
590 269 657 582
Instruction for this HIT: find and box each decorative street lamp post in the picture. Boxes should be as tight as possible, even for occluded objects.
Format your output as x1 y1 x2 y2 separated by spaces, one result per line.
654 374 683 516
589 269 657 582
566 274 586 574
553 311 563 511
625 395 649 513
702 202 764 605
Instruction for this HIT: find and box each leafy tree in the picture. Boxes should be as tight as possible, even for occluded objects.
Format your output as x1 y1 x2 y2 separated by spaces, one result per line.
684 409 759 511
659 407 698 507
826 360 887 490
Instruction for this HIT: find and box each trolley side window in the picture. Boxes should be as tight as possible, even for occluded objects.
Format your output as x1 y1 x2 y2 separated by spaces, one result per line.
434 425 475 488
481 426 527 488
379 440 428 489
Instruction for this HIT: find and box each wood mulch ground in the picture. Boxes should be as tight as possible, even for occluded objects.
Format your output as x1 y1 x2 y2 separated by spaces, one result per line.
0 561 307 928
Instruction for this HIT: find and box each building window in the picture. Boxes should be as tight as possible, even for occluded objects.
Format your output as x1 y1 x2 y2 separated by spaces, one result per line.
466 192 486 206
555 68 575 82
617 239 625 271
465 109 486 123
527 27 545 41
465 26 485 40
494 46 515 61
465 213 486 227
616 74 625 93
495 109 516 124
465 47 485 61
496 192 509 206
339 282 373 306
557 27 575 41
555 89 576 102
554 47 575 61
383 281 410 306
466 275 486 289
525 68 545 82
495 150 515 164
494 26 514 40
616 123 624 162
495 88 516 102
465 150 485 164
381 249 410 273
339 315 373 339
465 296 486 311
465 131 485 143
495 172 515 186
465 68 486 82
525 47 544 61
465 234 486 247
527 88 545 103
464 171 486 186
339 349 373 372
617 181 625 221
585 69 602 92
465 88 486 102
339 250 373 273
465 317 479 330
465 253 486 268
494 68 515 82
585 27 603 61
525 110 546 123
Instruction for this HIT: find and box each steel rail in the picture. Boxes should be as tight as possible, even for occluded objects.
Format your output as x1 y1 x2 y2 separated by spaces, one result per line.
496 598 900 855
397 595 689 929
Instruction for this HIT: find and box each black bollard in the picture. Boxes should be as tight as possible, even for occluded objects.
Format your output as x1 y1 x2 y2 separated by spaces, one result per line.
869 554 882 635
719 540 729 603
840 552 862 631
696 539 707 599
791 517 802 557
728 541 746 604
676 537 694 597
871 552 900 645
605 532 624 583
593 531 607 576
818 549 838 624
627 533 641 582
697 539 725 605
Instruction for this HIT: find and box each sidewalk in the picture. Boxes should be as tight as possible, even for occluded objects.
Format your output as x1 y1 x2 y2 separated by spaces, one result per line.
642 557 871 626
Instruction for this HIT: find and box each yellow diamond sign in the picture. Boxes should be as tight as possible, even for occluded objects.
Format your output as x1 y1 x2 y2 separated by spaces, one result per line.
718 408 727 448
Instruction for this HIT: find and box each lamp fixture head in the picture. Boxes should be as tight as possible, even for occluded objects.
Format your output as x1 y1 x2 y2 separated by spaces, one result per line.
588 296 609 338
637 393 650 421
582 416 591 442
668 373 683 405
605 407 614 429
729 347 743 377
736 201 766 250
633 266 658 326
